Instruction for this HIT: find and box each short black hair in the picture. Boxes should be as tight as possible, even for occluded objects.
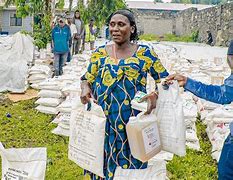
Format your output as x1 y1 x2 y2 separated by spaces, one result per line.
107 9 138 42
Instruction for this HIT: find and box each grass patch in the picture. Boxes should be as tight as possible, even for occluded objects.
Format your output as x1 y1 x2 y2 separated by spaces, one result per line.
167 118 218 179
0 99 84 180
139 33 194 42
0 99 217 179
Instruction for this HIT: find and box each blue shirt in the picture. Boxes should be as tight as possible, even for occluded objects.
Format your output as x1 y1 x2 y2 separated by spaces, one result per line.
184 74 233 105
52 25 71 53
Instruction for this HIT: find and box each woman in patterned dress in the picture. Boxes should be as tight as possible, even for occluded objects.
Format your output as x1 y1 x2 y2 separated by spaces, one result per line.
80 9 169 180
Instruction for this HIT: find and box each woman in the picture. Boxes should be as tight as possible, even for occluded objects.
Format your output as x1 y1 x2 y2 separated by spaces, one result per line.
73 10 84 54
80 9 169 179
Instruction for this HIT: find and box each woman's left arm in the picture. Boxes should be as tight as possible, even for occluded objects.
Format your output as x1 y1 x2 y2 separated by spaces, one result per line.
142 48 169 114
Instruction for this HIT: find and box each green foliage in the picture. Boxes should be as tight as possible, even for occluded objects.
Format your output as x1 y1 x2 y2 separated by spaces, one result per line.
139 33 194 42
15 0 45 18
33 15 52 49
191 30 199 42
139 34 160 41
76 0 126 27
56 0 65 10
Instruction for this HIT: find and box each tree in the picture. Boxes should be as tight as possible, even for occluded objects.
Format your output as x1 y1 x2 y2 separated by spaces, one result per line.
154 0 163 2
77 0 126 26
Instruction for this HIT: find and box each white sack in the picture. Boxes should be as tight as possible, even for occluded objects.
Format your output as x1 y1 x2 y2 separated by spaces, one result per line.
36 105 58 114
52 124 70 137
28 74 47 81
69 100 106 178
35 98 62 107
0 33 33 93
38 90 63 98
114 162 167 180
29 65 51 75
0 143 46 180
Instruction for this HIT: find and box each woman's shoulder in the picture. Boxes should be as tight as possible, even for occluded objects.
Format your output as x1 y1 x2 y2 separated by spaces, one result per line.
137 44 154 52
136 44 155 54
92 45 107 56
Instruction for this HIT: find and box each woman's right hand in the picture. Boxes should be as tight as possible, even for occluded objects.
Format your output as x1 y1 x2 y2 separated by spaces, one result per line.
80 81 92 104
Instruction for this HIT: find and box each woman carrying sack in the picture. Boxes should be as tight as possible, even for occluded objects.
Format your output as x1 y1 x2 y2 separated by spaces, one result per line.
80 9 169 180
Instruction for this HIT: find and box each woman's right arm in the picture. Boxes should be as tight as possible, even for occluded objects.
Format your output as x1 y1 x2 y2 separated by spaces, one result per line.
80 49 101 104
80 80 92 104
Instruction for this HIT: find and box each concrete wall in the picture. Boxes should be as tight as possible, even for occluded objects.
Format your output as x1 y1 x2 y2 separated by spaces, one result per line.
134 10 175 35
1 9 33 34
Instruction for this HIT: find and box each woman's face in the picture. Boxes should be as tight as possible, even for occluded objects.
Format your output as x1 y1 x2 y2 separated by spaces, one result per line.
75 12 80 18
109 14 134 44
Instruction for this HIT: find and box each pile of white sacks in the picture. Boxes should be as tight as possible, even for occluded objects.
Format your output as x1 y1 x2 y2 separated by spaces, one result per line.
28 48 54 89
205 105 233 161
34 53 91 136
151 41 231 161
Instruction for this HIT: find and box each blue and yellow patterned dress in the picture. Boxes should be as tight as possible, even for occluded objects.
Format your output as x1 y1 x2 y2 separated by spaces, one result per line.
83 44 168 180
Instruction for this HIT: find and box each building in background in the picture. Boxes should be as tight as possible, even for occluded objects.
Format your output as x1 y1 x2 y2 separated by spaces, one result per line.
0 1 33 35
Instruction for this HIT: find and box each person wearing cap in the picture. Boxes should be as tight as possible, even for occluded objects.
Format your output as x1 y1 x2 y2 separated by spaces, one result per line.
66 14 77 62
51 16 71 76
84 18 97 51
165 40 233 179
73 10 84 54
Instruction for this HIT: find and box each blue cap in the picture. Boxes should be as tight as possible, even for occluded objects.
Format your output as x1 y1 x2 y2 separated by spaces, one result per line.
227 40 233 55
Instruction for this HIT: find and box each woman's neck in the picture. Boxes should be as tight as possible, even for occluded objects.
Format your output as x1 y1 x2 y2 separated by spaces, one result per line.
114 41 131 50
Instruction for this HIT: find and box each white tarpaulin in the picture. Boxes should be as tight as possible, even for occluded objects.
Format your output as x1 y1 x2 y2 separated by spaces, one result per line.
0 32 34 92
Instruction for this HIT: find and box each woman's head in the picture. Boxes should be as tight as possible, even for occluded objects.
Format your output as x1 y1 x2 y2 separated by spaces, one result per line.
74 10 81 19
107 9 138 44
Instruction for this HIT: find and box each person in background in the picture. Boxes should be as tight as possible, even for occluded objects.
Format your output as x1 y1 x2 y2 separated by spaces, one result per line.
206 30 213 46
80 9 168 179
105 25 110 40
73 10 84 54
165 40 233 180
84 18 97 51
66 14 77 62
51 17 71 76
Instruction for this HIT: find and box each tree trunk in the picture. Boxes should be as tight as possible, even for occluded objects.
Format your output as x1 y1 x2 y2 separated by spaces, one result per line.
69 0 73 12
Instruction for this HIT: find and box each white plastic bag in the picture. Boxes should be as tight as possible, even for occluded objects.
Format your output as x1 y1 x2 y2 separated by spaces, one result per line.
0 143 47 180
68 100 106 178
155 81 186 156
113 161 167 180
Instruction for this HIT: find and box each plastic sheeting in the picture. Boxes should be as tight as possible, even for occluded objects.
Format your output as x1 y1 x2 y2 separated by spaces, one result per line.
0 32 34 92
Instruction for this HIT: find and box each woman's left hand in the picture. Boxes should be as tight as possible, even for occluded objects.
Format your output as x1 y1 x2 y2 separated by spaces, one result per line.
138 92 158 115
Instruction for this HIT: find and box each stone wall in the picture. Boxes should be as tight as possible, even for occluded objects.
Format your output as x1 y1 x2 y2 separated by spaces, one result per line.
177 2 233 46
133 2 233 46
0 9 3 31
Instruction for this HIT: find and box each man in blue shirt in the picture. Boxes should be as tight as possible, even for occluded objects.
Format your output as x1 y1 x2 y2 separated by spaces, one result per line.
166 40 233 179
52 17 71 76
